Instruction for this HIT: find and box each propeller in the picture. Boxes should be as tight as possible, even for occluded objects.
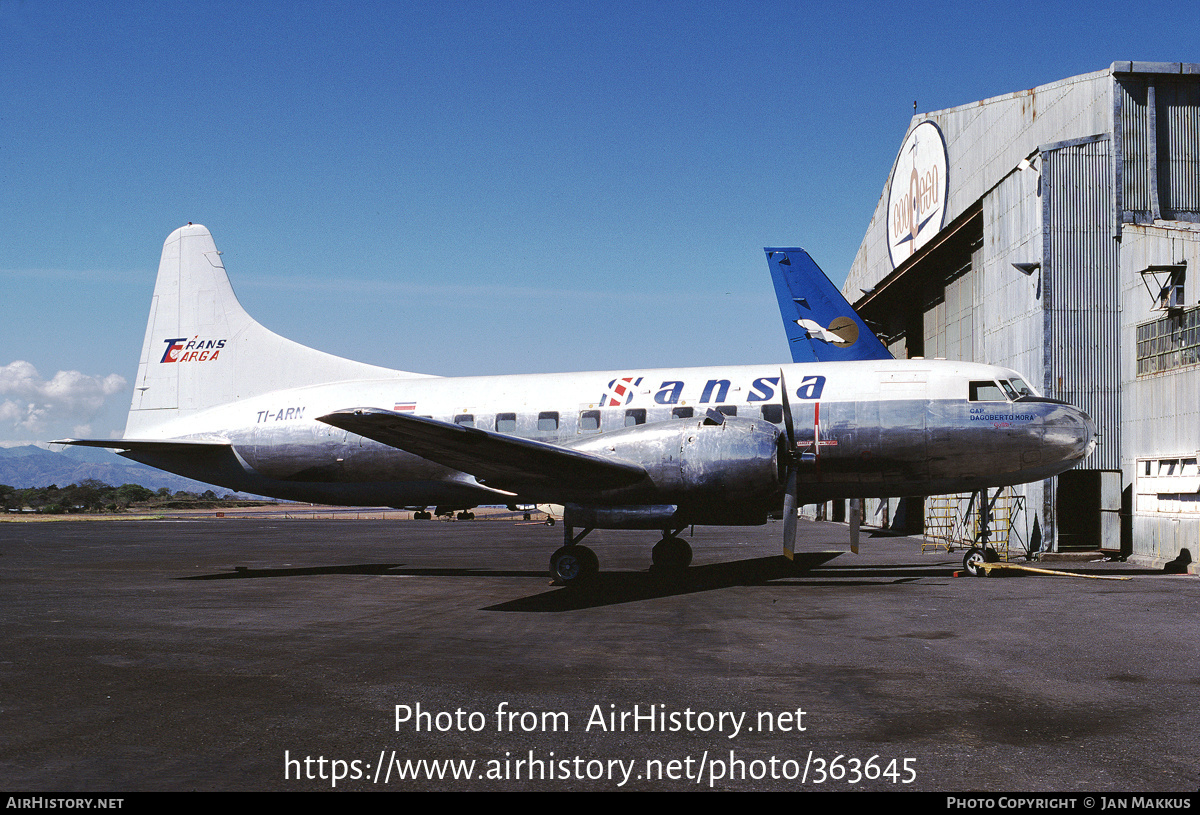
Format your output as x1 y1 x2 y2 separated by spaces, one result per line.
779 370 859 557
779 369 801 560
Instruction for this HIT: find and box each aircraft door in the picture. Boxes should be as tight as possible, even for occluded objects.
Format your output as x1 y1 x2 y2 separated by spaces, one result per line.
877 372 929 484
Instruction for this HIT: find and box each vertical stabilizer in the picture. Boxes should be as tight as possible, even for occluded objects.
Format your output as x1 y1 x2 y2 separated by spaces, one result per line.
126 224 426 437
764 247 892 363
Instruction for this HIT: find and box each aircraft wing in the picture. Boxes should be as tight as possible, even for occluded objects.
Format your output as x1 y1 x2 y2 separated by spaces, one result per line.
317 408 649 493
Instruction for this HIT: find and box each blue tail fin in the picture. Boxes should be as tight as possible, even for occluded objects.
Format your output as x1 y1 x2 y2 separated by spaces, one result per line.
764 247 893 363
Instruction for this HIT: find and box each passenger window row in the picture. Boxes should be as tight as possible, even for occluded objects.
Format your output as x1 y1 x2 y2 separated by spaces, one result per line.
450 406 785 434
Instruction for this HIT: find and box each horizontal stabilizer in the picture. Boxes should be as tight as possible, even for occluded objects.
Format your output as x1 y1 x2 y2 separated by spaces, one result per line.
317 408 648 493
52 438 231 452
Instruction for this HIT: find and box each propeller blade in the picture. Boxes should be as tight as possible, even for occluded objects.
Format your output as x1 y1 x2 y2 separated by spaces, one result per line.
779 369 795 453
849 497 861 554
783 467 798 560
779 369 801 559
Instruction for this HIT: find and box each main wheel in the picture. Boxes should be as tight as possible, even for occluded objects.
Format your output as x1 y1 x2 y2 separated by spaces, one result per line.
963 547 989 578
549 545 599 586
651 535 693 571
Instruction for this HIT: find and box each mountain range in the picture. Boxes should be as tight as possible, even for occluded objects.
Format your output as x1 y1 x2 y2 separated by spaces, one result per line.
0 444 251 496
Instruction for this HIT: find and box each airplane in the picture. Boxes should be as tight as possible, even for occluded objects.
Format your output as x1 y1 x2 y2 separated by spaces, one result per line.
57 225 1097 586
764 247 893 363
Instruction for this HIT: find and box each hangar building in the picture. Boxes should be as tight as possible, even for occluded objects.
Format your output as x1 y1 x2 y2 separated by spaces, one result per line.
844 62 1200 570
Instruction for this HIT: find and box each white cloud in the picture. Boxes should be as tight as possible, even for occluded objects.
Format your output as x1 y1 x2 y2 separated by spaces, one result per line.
0 361 127 438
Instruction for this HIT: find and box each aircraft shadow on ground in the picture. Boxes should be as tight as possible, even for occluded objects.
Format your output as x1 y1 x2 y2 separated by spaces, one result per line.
175 553 991 612
485 553 963 612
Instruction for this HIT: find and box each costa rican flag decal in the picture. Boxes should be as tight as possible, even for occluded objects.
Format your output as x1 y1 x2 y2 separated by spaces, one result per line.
600 376 643 406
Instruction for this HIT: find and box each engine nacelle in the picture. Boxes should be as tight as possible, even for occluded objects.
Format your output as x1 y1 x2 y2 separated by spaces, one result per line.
568 415 783 503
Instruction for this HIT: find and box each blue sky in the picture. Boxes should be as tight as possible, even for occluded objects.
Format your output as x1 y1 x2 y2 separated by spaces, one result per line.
2 0 1194 443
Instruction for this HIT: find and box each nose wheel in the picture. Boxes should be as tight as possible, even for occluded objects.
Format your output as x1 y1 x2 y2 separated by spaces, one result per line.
963 546 1000 577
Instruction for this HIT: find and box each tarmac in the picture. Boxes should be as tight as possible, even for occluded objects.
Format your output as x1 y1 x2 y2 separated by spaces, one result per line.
1 515 1197 791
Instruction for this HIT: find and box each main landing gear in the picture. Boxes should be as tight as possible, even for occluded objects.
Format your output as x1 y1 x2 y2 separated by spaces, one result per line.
650 529 692 571
548 526 693 587
549 526 599 587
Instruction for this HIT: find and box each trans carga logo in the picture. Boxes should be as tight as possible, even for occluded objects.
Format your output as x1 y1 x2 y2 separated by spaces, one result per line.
160 336 227 363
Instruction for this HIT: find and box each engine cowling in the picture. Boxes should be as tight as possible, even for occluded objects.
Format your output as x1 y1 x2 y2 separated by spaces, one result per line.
568 415 783 504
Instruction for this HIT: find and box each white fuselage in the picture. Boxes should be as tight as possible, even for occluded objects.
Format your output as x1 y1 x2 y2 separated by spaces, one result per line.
123 358 1097 520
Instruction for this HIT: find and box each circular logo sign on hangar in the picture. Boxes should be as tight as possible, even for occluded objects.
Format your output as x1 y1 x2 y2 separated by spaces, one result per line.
886 120 948 268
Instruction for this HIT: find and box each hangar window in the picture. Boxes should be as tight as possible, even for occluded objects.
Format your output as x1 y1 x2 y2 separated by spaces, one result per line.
579 410 600 432
760 404 783 423
495 413 516 432
672 407 694 419
1136 456 1200 514
454 414 475 427
969 381 1006 402
538 412 559 431
625 409 646 426
1137 306 1200 376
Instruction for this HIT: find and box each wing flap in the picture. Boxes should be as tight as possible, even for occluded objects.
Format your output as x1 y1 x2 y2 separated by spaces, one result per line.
317 408 647 492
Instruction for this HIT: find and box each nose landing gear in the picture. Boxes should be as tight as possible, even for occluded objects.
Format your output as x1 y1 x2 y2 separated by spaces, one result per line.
963 546 1000 577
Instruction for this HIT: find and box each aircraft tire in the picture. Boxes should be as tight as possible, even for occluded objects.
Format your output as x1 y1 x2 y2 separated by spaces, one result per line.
651 535 693 571
963 547 989 578
550 545 599 587
545 517 556 526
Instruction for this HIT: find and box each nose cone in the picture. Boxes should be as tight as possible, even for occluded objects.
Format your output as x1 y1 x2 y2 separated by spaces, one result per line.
1045 404 1097 466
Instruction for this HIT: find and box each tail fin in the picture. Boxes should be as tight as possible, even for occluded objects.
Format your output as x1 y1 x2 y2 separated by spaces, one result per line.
126 224 427 437
763 247 892 363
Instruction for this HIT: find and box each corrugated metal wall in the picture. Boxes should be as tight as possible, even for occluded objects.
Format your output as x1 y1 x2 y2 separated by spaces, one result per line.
1118 74 1200 223
1042 136 1121 470
1118 81 1153 217
1159 79 1200 218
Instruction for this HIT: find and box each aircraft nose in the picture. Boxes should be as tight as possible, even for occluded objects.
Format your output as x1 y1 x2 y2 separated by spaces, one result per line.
1046 404 1097 463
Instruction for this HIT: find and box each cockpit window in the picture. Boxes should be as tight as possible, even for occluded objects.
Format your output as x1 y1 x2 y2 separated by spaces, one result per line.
1008 377 1034 397
999 380 1018 400
969 381 1007 402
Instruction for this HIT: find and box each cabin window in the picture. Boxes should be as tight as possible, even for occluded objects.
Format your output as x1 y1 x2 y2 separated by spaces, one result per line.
625 409 646 426
538 412 559 431
579 410 600 432
454 414 475 427
672 407 694 419
760 404 783 423
716 405 736 416
969 381 1006 402
495 413 517 432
